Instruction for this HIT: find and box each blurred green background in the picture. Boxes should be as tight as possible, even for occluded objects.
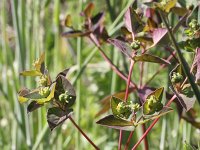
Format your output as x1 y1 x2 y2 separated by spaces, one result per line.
0 0 199 149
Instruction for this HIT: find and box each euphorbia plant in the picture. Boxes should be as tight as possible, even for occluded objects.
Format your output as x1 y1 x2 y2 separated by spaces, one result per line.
18 0 200 149
18 53 99 149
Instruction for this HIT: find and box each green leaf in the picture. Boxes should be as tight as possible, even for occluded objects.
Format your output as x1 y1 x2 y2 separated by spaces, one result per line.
143 87 164 115
20 70 42 76
47 107 73 131
155 0 177 13
96 115 135 131
142 107 173 120
95 91 126 117
111 96 123 117
36 83 56 104
134 54 170 65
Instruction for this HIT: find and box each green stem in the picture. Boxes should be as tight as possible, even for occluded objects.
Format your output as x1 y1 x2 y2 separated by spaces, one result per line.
160 11 200 105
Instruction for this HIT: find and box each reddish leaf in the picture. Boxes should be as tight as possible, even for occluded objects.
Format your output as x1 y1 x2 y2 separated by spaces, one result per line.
195 48 200 84
83 2 94 18
47 107 73 131
152 28 168 47
124 7 144 34
108 38 132 58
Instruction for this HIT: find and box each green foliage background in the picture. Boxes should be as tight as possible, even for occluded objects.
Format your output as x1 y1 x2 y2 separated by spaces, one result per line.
0 0 199 149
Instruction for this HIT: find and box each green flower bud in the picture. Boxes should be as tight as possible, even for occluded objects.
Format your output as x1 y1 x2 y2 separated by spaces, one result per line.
155 102 163 112
131 40 140 50
39 87 50 98
59 93 69 103
130 103 140 112
171 72 183 83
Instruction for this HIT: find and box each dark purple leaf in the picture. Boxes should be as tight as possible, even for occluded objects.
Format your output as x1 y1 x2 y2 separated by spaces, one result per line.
55 75 76 108
170 86 195 111
152 28 168 46
108 38 132 58
96 115 135 131
56 68 70 78
27 101 43 113
47 107 73 131
91 12 104 31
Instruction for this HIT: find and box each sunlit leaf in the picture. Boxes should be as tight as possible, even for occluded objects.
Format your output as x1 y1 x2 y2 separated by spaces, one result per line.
155 0 177 13
95 91 126 117
20 70 42 76
18 88 30 103
27 101 43 113
133 54 170 65
111 96 123 117
96 115 135 131
143 87 164 115
36 83 56 104
47 107 73 131
34 52 45 73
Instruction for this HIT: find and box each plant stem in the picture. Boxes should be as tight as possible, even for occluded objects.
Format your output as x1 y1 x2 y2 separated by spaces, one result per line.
125 60 135 101
69 116 100 150
142 124 149 150
131 95 177 150
118 59 135 150
124 131 134 150
160 11 200 105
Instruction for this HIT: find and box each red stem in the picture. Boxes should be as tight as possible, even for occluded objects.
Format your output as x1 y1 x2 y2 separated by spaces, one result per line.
69 116 100 150
124 131 134 150
131 95 177 150
142 124 149 150
118 59 135 150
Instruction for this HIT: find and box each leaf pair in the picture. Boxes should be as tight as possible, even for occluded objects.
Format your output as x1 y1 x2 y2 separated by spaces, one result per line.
108 38 170 65
97 87 173 131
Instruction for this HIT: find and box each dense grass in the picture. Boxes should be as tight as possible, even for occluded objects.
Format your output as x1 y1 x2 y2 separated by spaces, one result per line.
0 0 199 150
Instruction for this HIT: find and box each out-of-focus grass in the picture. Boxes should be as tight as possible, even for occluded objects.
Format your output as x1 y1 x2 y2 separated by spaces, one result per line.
0 0 199 150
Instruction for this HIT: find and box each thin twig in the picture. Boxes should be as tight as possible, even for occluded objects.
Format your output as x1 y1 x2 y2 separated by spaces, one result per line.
69 116 100 150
